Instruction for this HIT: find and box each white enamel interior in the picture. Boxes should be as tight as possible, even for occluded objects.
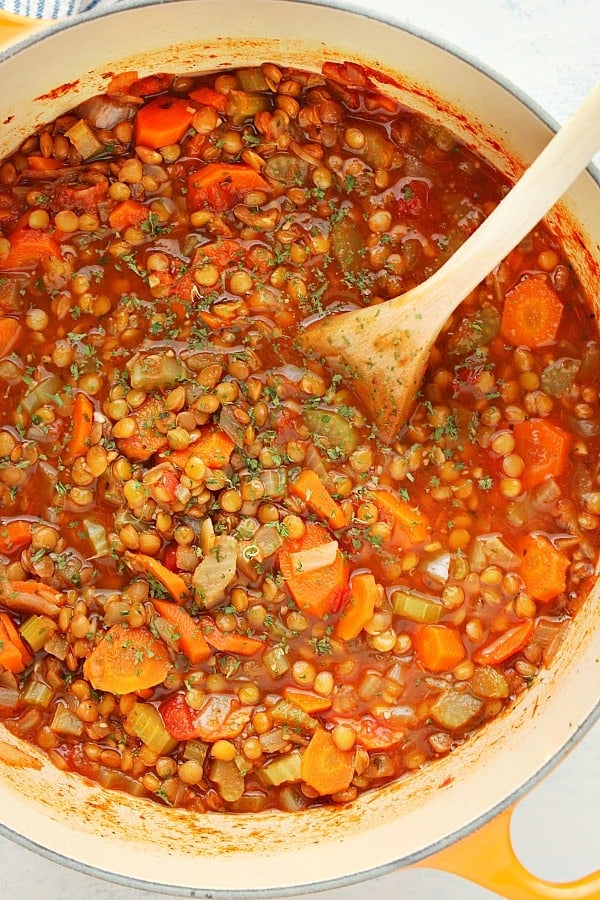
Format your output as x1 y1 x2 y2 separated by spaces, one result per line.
0 1 598 895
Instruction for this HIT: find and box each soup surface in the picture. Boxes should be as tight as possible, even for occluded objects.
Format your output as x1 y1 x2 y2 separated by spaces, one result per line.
0 62 598 813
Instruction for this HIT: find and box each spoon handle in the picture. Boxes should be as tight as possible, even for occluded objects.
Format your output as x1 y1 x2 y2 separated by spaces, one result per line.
415 81 600 324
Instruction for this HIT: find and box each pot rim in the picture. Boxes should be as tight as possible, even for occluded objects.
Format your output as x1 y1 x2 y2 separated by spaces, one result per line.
0 2 598 896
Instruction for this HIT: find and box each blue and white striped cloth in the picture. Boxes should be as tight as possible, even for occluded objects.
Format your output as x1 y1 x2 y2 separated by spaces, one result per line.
1 0 117 18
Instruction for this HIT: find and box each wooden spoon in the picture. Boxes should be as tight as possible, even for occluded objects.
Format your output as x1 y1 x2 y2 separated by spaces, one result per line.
300 83 600 443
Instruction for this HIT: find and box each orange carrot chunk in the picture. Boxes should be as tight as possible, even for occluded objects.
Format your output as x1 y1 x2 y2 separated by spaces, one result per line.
83 624 171 694
202 619 265 657
163 427 235 470
0 619 26 674
126 552 190 602
279 522 349 619
301 728 355 796
27 156 65 171
188 86 229 113
65 392 94 459
289 469 346 530
116 396 169 461
151 598 210 664
0 520 33 556
0 612 32 667
513 419 571 490
282 689 332 714
134 96 194 149
0 317 22 357
500 276 563 348
0 229 61 271
473 620 535 666
369 488 430 545
108 198 149 232
519 533 570 603
414 624 466 672
187 163 270 212
334 571 378 641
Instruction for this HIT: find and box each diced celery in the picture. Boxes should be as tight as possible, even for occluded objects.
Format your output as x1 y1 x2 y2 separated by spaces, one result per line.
262 644 290 678
209 758 244 802
391 589 443 624
20 614 57 653
21 679 55 709
237 67 269 92
96 765 149 797
430 691 483 730
128 703 178 755
258 749 303 786
226 91 270 126
303 409 361 457
50 704 85 737
183 738 209 765
270 699 317 733
128 353 187 391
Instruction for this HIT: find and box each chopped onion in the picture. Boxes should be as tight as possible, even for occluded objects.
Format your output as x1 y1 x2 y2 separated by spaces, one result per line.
420 552 451 585
290 540 338 574
469 533 520 572
76 94 139 130
83 518 110 557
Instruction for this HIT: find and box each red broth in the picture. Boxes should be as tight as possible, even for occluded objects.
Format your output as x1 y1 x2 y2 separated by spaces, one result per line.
0 63 597 812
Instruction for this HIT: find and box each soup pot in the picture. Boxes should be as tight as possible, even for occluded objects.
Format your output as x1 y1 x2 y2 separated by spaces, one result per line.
0 2 598 897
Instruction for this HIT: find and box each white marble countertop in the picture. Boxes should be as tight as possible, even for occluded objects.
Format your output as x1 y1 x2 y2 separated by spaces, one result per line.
0 1 598 897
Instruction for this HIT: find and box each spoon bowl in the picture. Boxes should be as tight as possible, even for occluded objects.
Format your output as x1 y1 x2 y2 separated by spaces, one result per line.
301 83 600 442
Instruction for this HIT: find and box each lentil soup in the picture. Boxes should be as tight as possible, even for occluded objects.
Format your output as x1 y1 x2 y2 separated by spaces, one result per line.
0 62 597 814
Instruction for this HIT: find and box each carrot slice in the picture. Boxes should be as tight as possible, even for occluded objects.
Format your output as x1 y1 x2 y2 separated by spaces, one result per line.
500 276 563 348
162 427 235 470
126 552 190 602
513 419 571 490
334 571 378 641
0 229 61 271
83 624 171 694
134 96 194 149
0 612 32 667
300 728 355 796
473 620 535 666
414 624 466 672
0 317 22 357
282 689 332 714
65 392 94 459
151 598 210 664
279 522 349 619
187 163 270 212
202 619 265 657
27 156 65 171
0 619 25 673
189 86 229 113
0 520 33 556
518 533 570 603
289 469 346 530
108 198 149 232
369 488 430 545
116 396 169 461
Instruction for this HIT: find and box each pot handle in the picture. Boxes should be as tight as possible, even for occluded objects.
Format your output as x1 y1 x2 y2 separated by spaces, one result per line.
413 803 600 899
0 10 49 46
